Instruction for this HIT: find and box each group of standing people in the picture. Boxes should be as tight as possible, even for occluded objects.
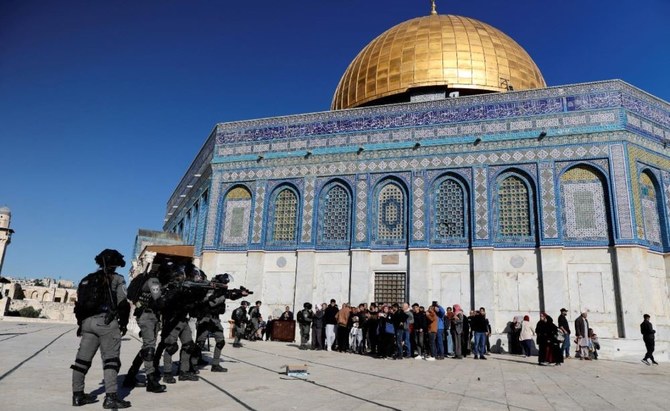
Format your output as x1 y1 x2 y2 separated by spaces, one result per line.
514 309 602 365
288 299 494 362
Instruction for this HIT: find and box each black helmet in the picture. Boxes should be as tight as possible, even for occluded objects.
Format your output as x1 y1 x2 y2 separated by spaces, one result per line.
95 249 126 268
213 273 233 284
303 302 312 309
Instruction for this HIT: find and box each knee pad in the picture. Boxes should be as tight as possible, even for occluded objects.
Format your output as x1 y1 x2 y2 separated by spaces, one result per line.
103 357 121 372
140 347 155 362
165 342 179 356
181 341 197 355
70 358 92 375
215 340 225 350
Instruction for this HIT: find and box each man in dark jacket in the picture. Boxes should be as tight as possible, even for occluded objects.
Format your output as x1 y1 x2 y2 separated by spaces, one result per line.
311 303 325 349
557 308 571 359
641 314 658 365
471 308 490 360
411 303 427 359
391 303 409 359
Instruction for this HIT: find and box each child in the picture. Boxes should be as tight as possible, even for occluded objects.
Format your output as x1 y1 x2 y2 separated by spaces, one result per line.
349 316 363 353
588 328 600 360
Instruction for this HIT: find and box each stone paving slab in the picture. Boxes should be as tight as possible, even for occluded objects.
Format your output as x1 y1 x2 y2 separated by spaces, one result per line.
1 319 669 411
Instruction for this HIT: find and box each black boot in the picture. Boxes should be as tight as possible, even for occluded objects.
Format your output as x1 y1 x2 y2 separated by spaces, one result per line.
72 391 96 406
146 374 167 393
102 393 131 409
163 374 176 384
178 371 199 381
211 364 228 372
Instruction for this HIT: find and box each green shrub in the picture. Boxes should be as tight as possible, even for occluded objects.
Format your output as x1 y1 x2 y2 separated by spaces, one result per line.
18 306 42 318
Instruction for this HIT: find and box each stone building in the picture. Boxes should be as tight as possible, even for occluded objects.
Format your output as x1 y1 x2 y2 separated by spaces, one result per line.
0 206 14 275
159 10 670 355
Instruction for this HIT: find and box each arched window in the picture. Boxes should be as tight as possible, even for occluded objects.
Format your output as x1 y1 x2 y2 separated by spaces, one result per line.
434 177 467 242
559 166 609 241
221 186 252 245
640 172 662 246
318 183 351 245
376 183 405 241
269 187 299 243
498 175 531 237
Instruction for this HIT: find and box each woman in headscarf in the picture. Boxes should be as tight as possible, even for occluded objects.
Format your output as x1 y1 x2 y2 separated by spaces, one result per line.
519 315 535 357
545 315 564 365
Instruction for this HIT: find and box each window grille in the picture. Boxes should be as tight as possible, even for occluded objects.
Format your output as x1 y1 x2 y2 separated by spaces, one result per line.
374 272 406 305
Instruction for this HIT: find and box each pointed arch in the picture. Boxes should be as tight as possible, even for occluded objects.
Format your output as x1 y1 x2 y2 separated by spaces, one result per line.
640 170 666 247
373 178 408 245
220 185 253 246
266 185 300 245
559 165 611 242
494 170 537 243
431 173 469 245
317 180 353 247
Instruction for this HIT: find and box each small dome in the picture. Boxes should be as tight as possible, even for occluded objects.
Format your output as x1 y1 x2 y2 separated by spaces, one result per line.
332 14 546 110
0 206 10 216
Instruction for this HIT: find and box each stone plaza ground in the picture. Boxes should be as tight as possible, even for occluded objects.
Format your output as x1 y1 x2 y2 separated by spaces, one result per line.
1 319 668 411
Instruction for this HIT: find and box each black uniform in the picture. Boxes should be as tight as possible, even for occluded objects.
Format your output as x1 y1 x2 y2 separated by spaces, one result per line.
232 304 249 346
297 306 314 349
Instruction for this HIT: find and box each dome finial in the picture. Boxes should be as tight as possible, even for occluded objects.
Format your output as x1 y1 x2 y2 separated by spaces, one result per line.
430 0 438 15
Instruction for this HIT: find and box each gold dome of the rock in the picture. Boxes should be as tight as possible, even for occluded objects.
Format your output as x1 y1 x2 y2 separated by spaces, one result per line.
332 14 546 110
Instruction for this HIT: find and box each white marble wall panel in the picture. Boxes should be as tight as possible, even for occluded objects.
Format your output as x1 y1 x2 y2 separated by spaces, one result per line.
262 271 296 317
567 262 617 338
314 265 348 304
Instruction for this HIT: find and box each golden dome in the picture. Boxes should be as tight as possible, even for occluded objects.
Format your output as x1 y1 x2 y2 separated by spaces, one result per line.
332 14 546 110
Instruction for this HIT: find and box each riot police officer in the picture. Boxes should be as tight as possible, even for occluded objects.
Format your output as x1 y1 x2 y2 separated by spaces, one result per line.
122 269 167 393
195 273 249 371
232 301 250 347
71 249 131 409
298 303 314 349
159 265 199 383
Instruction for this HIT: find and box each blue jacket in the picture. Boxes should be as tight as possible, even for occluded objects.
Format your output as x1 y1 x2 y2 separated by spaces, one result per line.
436 305 446 330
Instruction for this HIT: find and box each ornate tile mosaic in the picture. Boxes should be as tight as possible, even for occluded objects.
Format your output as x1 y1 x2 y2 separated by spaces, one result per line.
560 173 609 241
539 162 558 238
204 176 223 247
356 178 368 242
412 172 425 241
474 167 489 240
640 172 662 245
251 183 266 243
610 144 634 239
222 198 252 245
301 177 315 243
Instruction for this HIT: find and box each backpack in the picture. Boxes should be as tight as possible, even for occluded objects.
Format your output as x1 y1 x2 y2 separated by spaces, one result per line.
297 310 304 323
126 272 149 304
232 307 246 324
74 272 111 322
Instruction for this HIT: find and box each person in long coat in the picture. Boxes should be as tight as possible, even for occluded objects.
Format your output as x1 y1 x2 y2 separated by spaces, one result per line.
535 313 549 364
545 315 564 365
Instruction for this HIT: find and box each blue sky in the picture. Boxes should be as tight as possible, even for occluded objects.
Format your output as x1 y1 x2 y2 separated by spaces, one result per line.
1 0 669 281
